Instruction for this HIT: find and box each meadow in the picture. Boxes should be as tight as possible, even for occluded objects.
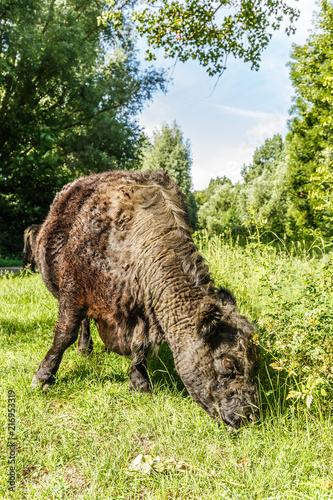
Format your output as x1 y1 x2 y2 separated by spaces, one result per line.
1 234 332 499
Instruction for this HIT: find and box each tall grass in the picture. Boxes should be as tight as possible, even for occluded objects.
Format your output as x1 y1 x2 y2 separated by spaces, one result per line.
1 235 333 499
196 232 333 412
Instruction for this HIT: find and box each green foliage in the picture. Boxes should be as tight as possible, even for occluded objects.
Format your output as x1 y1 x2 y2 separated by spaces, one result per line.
196 181 242 235
0 0 165 255
286 0 333 239
197 232 333 411
131 0 299 76
241 134 284 183
194 175 231 209
237 135 288 237
258 255 333 407
141 122 192 197
196 135 288 238
0 256 21 267
140 121 197 226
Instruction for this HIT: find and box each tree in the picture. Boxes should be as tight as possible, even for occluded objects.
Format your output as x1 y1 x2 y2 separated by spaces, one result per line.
102 0 300 76
241 134 284 183
285 0 333 239
141 122 192 196
194 176 231 209
236 135 288 236
197 181 242 235
193 0 333 242
196 135 288 238
140 121 197 226
0 0 165 255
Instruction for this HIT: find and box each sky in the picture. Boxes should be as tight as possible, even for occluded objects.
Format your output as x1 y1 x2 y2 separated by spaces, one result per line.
137 0 318 191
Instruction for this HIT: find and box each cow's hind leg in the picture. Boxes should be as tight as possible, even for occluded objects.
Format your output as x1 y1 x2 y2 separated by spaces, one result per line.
78 318 93 355
32 301 82 390
129 362 151 393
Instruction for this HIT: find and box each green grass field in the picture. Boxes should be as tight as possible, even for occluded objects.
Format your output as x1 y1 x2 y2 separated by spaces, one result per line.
1 235 332 499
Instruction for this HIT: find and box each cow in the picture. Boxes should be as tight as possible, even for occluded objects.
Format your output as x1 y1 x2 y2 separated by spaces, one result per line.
32 170 259 428
22 224 41 272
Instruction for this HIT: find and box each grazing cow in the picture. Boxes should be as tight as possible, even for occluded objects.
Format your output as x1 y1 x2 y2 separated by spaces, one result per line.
32 170 259 428
22 224 41 272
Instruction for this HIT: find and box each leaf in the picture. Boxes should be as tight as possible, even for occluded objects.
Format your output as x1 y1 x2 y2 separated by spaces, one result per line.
129 454 215 477
306 394 313 409
131 0 300 75
269 361 285 371
286 391 303 401
140 462 152 474
130 454 143 471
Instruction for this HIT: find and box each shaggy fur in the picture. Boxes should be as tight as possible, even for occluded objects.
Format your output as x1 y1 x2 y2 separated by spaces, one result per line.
32 170 259 428
22 224 41 271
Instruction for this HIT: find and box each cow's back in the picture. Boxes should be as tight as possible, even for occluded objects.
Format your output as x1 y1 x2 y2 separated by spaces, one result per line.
34 170 188 300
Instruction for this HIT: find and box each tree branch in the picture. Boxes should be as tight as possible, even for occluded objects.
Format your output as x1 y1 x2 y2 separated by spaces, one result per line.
185 2 227 42
42 0 56 34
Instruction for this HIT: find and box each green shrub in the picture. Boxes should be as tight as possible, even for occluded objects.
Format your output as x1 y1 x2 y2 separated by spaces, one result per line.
196 232 333 412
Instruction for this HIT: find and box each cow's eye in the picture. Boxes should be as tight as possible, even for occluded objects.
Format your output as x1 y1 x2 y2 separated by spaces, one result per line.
222 358 234 371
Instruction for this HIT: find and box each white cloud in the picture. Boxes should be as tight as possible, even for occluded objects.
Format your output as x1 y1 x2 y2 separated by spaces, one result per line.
191 144 251 190
217 104 283 120
246 115 287 144
191 112 288 190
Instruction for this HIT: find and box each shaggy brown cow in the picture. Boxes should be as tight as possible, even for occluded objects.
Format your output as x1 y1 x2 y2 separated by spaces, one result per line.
22 224 41 271
32 170 259 428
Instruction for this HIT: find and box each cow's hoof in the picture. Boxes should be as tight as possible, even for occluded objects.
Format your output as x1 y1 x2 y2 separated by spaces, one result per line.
129 379 151 393
31 372 54 391
78 346 93 355
31 373 41 389
42 383 52 392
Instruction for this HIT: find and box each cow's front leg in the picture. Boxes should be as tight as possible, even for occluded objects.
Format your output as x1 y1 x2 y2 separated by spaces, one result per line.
129 362 151 392
32 302 81 390
78 318 93 354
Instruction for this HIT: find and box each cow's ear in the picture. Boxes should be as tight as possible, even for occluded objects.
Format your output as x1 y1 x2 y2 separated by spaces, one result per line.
196 299 223 339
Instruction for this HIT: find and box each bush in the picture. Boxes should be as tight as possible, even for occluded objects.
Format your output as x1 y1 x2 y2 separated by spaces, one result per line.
196 232 333 412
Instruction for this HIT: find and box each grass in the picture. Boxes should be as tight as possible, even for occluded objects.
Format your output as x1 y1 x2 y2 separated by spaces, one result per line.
1 236 333 499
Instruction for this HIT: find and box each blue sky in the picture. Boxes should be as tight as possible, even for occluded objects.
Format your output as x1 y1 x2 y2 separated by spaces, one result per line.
137 0 317 191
